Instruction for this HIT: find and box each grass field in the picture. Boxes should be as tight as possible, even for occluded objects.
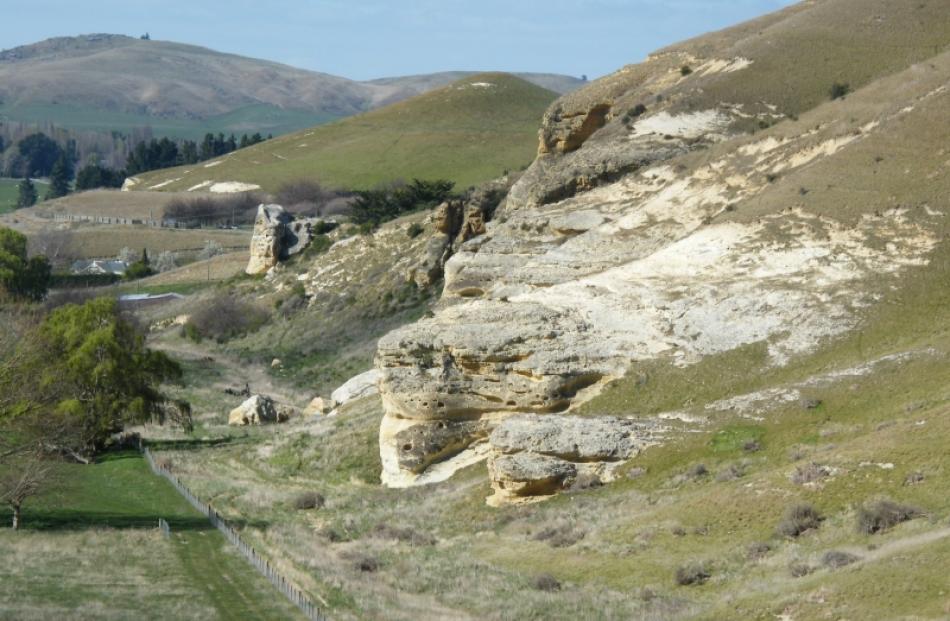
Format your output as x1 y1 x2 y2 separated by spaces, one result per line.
0 178 49 214
132 73 556 193
0 450 304 620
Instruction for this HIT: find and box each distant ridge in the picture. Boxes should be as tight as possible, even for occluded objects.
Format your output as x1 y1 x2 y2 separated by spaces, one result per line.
129 72 558 192
0 34 581 139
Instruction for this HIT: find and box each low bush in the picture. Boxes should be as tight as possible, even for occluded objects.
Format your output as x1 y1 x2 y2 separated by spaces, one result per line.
776 503 823 538
746 541 772 561
675 563 709 586
373 523 436 547
293 491 325 511
185 293 269 342
788 562 814 578
829 82 851 100
822 550 860 569
532 573 561 592
406 222 425 238
856 498 922 534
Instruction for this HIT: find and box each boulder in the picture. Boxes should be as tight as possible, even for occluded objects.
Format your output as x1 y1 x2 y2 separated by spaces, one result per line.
331 369 381 406
303 397 335 417
245 204 318 275
484 414 666 503
488 452 577 502
228 395 281 426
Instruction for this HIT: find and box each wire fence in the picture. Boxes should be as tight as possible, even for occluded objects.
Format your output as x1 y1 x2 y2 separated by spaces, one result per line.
142 445 324 621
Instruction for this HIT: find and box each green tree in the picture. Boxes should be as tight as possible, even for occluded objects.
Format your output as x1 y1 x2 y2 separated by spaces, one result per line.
0 227 51 301
75 164 125 191
35 298 183 455
17 134 63 178
45 155 72 200
124 248 154 280
16 177 37 208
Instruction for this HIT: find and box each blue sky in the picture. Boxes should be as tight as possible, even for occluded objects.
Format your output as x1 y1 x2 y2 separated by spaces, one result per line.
1 0 795 80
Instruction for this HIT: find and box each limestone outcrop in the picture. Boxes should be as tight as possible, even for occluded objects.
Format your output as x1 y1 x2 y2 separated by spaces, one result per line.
407 180 508 289
486 414 666 504
246 204 324 275
331 369 381 408
228 395 284 426
377 31 949 498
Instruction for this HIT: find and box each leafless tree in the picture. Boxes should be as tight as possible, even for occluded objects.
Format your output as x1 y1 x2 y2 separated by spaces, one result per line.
30 228 76 268
0 452 56 530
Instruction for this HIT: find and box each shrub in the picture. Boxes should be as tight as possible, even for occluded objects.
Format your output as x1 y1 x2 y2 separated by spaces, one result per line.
746 541 772 561
197 239 224 261
788 562 814 578
350 178 455 227
373 523 436 546
680 65 693 76
351 554 379 573
686 463 709 480
533 523 585 548
532 573 561 592
406 222 425 238
856 498 921 534
822 550 860 569
293 491 325 511
716 463 746 482
790 462 832 485
186 293 269 342
776 503 823 538
830 82 851 100
675 563 709 586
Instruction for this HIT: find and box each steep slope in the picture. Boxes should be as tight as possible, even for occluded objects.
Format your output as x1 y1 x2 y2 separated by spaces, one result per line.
375 0 950 487
0 34 580 139
128 73 557 192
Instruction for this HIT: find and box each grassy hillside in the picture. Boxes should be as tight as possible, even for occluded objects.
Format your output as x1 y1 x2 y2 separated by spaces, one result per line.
0 450 303 620
0 178 48 214
0 102 340 142
130 73 556 192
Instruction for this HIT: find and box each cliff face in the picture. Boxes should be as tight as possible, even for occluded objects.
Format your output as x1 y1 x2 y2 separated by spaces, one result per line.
376 0 950 493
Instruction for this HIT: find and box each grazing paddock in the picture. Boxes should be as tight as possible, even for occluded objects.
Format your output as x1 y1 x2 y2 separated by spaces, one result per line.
0 450 303 620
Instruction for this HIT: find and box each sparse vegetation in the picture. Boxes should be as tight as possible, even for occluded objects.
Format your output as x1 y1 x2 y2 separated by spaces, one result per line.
776 503 823 538
675 562 709 586
293 491 325 511
856 498 922 534
184 293 269 343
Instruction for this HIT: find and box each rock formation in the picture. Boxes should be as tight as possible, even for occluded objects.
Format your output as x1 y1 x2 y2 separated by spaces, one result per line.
376 25 949 497
228 395 284 426
407 180 508 289
487 414 666 505
330 369 381 409
246 204 323 275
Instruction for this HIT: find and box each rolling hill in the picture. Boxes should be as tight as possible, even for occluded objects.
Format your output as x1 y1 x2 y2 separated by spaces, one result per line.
0 34 581 139
128 73 558 192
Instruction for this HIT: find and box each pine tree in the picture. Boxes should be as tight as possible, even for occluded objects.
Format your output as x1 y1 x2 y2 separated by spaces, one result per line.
16 177 37 208
45 156 71 200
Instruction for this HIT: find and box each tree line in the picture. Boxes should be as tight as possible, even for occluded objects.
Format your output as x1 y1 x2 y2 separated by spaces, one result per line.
7 129 271 208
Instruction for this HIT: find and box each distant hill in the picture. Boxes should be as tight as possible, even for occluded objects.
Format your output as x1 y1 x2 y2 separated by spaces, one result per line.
128 73 557 192
0 34 581 139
